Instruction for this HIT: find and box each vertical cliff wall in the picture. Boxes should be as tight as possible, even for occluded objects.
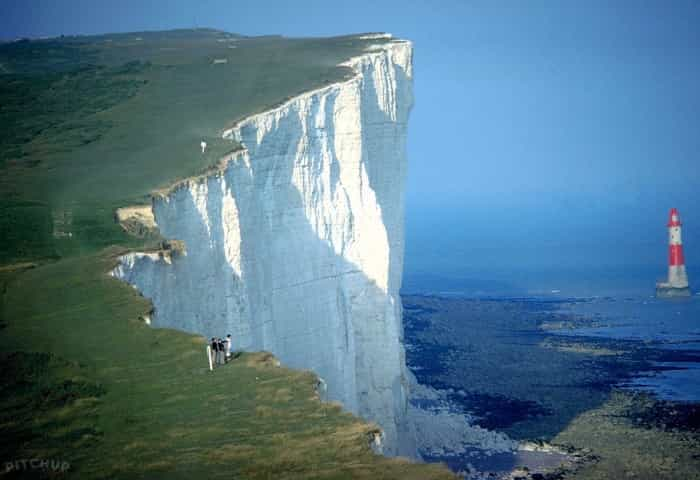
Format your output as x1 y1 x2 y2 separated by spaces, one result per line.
113 37 414 456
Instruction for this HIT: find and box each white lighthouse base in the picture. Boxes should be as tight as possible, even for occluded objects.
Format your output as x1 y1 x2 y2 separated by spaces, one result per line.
656 282 691 298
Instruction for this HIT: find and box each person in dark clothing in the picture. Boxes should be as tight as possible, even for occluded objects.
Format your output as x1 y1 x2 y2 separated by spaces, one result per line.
216 338 225 365
210 337 217 367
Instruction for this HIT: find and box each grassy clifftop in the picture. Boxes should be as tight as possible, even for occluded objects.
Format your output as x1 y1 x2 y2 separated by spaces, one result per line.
1 28 377 262
0 29 454 479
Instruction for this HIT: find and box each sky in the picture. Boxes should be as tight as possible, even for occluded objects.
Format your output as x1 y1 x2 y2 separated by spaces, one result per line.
3 0 699 292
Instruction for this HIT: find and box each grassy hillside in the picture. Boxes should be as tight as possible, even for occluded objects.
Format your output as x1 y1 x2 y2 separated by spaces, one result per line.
1 29 376 262
0 29 455 479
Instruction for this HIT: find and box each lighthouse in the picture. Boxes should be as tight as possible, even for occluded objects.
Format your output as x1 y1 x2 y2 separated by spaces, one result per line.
656 208 691 297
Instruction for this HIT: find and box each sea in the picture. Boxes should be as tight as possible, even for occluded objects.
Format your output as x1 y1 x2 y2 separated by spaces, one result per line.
556 295 700 402
403 265 700 403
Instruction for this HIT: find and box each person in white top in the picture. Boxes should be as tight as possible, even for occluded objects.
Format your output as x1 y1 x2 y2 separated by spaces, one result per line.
225 334 232 361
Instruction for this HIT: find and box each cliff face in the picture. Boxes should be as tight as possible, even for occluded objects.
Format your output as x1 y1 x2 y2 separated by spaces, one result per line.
112 38 414 456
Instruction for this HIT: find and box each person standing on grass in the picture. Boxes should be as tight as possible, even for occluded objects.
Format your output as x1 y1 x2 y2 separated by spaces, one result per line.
225 334 232 362
210 337 218 368
217 338 225 365
214 337 221 365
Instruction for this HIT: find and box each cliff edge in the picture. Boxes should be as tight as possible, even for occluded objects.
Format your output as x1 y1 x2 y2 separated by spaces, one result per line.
112 36 416 456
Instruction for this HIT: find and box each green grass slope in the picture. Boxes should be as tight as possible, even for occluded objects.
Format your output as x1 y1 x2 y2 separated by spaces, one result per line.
0 29 455 479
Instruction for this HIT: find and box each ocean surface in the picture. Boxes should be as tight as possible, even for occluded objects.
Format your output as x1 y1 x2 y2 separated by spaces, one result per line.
555 295 700 402
403 267 700 403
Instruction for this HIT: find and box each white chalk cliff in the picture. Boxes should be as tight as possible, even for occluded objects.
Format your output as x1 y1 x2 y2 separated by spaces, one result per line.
112 37 416 456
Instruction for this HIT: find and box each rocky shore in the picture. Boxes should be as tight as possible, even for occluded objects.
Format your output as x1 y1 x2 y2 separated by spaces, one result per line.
404 295 700 479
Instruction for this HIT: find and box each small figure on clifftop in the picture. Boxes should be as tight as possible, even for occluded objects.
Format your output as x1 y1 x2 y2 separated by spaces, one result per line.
207 334 237 369
225 334 232 362
210 337 217 367
216 338 226 365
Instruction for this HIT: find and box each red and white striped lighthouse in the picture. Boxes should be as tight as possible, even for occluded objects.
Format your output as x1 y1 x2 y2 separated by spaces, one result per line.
657 208 690 297
666 208 689 288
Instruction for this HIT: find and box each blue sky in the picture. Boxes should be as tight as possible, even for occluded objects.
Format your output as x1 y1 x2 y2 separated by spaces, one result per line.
3 0 699 289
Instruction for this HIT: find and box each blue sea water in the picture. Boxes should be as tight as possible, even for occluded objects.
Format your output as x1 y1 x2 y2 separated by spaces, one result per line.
556 295 700 402
403 266 700 403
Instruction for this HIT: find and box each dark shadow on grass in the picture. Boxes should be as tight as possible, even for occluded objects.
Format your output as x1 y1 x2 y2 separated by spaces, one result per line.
0 352 106 463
